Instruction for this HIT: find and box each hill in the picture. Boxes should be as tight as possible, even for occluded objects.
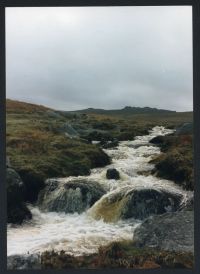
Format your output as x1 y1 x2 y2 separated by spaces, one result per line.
66 106 177 116
6 99 51 114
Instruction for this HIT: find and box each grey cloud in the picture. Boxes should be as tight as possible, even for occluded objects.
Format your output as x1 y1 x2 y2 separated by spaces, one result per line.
6 6 192 111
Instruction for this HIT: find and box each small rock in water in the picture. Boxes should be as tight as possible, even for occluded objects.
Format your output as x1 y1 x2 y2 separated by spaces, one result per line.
106 168 120 180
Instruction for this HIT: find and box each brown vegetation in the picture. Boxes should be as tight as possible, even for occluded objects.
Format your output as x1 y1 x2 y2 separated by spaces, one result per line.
151 134 193 190
41 241 194 269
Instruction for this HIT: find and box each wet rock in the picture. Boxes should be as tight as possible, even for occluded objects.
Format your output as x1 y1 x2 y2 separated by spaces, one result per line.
106 168 120 180
7 168 32 224
37 178 106 214
122 188 182 220
149 135 165 144
18 169 45 203
90 186 184 222
7 254 41 270
102 139 119 149
133 211 194 253
175 123 193 135
179 195 194 211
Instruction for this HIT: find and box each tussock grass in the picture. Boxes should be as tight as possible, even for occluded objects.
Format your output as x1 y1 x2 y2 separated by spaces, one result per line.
41 240 194 269
151 134 193 190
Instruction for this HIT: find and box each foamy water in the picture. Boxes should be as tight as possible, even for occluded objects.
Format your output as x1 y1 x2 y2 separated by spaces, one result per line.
7 126 191 257
7 207 139 256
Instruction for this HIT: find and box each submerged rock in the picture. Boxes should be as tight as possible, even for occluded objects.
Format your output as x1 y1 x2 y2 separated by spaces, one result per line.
133 210 194 253
89 186 184 222
7 168 32 224
7 254 41 270
37 178 106 214
106 168 120 180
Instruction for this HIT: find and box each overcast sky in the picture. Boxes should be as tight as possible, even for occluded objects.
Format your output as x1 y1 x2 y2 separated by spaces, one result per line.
6 6 192 111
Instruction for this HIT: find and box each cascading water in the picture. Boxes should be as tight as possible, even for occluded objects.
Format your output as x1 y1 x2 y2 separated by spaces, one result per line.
7 126 192 259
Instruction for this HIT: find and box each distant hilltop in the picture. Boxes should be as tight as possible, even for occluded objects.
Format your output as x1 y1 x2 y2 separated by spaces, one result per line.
68 106 177 115
6 99 179 115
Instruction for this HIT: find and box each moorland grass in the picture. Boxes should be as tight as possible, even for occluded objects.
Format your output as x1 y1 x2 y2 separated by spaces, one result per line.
41 240 194 269
150 134 193 190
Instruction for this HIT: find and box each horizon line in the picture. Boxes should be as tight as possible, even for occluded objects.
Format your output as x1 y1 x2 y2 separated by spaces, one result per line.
6 98 193 113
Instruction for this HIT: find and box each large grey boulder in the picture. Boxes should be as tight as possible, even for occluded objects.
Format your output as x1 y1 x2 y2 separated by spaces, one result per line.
175 123 193 135
122 188 182 220
37 178 106 214
7 168 32 224
133 210 194 253
89 186 184 222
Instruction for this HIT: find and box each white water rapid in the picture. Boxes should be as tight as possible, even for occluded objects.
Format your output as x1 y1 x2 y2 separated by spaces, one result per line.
7 126 191 257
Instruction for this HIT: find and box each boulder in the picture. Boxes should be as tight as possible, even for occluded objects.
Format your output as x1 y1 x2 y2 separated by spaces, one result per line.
175 123 193 135
17 170 45 203
133 211 194 253
149 135 165 144
106 169 120 180
89 186 184 222
102 139 119 149
7 168 32 224
122 188 182 220
37 178 106 214
7 254 41 270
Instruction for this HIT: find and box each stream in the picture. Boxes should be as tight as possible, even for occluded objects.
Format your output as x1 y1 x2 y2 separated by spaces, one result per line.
7 126 192 259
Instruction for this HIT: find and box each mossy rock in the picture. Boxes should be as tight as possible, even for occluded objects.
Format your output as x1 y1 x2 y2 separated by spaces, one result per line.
37 178 106 214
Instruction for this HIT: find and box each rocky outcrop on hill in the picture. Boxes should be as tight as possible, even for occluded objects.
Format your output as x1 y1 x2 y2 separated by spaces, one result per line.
37 178 106 213
133 210 194 253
